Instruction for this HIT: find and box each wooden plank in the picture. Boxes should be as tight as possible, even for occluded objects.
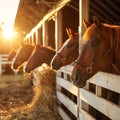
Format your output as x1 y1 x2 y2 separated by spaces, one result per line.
1 62 11 64
56 91 78 117
56 77 78 96
79 89 120 120
0 54 9 57
1 58 8 61
89 72 120 93
55 11 63 50
0 54 12 75
58 107 72 120
59 65 73 75
79 109 96 120
42 22 48 46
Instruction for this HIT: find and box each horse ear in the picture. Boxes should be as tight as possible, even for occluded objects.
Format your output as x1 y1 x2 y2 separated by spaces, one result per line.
83 19 91 28
66 28 73 38
93 16 101 27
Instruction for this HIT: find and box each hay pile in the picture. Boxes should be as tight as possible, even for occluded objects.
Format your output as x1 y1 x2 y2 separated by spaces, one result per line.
2 64 62 120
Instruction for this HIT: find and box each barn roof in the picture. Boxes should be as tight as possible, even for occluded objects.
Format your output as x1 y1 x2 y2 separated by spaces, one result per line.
14 0 120 40
13 0 61 39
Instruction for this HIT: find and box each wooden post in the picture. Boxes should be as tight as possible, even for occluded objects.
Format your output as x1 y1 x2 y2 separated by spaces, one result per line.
79 0 89 49
42 22 48 47
0 55 2 75
55 11 62 51
29 36 32 44
78 0 89 119
31 34 34 45
36 30 39 45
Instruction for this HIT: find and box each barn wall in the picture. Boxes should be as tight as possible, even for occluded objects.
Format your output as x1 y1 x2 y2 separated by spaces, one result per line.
62 5 79 43
47 20 55 48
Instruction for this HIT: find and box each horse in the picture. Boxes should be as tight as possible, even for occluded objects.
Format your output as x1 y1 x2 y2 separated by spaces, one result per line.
8 50 17 61
51 28 79 70
71 16 120 88
12 44 34 70
25 45 56 73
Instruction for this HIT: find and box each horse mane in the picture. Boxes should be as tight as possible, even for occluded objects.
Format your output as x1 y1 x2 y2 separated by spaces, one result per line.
103 24 120 59
35 45 55 54
45 46 56 52
112 26 120 59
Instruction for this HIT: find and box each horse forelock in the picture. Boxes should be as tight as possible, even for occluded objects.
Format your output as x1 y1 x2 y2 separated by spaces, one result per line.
82 24 97 45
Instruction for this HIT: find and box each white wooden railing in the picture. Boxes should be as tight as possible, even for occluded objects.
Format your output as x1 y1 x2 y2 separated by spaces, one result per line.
56 65 120 120
0 54 12 75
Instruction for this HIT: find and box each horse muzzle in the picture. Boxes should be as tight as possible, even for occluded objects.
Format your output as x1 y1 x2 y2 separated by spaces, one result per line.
71 71 87 88
12 64 18 70
25 67 31 73
51 62 61 70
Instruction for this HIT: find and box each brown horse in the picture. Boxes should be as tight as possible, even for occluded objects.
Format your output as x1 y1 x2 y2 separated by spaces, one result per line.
8 50 17 61
51 28 79 70
25 45 56 73
71 16 120 88
12 44 34 70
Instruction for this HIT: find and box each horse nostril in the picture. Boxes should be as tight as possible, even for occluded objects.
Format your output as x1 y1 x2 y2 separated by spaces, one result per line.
25 68 30 73
13 65 17 69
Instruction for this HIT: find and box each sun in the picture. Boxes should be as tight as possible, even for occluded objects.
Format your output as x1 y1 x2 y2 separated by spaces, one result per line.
2 28 16 39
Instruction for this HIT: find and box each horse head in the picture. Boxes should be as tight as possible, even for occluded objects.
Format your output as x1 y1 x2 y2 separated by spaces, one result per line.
51 28 79 70
12 44 34 70
25 45 55 73
71 16 115 88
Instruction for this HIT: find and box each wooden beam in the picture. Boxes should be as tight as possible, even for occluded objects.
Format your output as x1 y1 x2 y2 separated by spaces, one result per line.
24 0 71 40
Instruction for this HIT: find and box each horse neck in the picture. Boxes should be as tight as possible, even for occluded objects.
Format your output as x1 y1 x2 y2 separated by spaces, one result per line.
26 46 35 58
110 27 120 74
29 46 35 53
46 48 56 58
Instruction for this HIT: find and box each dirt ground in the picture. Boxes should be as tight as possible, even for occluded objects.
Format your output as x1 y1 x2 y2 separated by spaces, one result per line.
0 74 34 117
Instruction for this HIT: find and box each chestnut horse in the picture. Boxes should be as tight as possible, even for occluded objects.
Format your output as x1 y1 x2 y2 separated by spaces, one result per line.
8 50 17 61
12 44 34 70
25 45 56 73
51 28 79 70
71 16 120 88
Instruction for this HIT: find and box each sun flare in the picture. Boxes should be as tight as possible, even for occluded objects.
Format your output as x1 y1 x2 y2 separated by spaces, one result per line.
3 30 14 39
2 28 16 39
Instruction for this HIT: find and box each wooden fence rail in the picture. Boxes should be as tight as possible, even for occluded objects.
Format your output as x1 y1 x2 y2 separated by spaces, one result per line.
0 54 12 75
56 65 120 120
